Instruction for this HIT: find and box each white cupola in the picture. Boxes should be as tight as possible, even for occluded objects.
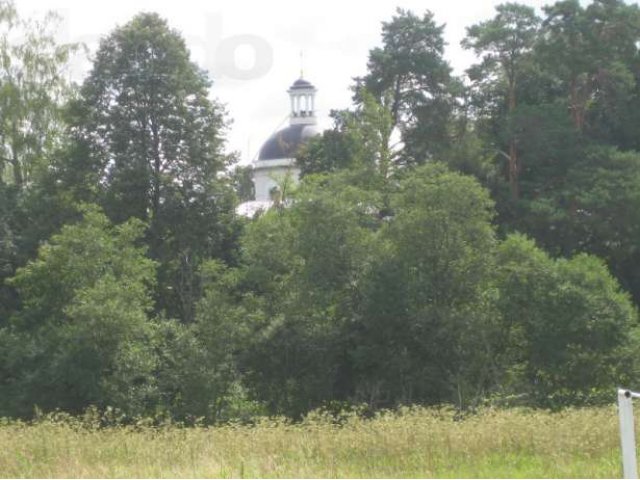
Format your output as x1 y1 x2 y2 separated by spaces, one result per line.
236 76 321 217
288 77 317 126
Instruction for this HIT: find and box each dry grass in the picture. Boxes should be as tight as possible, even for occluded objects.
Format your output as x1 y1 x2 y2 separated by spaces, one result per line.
0 406 627 478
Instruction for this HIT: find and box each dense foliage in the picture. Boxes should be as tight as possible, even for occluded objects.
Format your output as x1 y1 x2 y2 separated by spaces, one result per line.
1 0 640 421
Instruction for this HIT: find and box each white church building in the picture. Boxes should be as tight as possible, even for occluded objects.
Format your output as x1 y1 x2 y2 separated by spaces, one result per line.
237 77 320 217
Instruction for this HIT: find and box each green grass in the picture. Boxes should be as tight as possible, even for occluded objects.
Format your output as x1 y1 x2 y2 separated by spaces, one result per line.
0 406 628 478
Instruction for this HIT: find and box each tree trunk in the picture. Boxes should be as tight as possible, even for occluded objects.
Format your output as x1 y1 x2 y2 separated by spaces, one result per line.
508 138 519 201
508 81 519 201
10 143 22 188
9 120 23 188
569 76 585 131
390 75 402 128
151 122 161 221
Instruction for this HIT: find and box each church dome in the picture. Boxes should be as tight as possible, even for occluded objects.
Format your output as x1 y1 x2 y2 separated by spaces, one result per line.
257 123 319 161
289 78 315 90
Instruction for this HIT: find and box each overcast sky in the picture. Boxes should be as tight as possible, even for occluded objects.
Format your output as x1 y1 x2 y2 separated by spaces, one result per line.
20 0 559 165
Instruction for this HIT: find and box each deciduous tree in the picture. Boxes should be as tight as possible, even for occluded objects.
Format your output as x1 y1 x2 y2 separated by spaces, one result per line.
71 13 240 322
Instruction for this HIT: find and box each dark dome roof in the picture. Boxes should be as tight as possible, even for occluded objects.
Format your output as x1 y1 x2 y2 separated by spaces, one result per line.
258 124 319 161
289 78 315 90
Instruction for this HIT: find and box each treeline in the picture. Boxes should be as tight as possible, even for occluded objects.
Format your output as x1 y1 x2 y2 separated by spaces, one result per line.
1 0 640 422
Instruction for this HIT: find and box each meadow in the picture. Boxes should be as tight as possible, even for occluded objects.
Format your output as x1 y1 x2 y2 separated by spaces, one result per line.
0 406 627 478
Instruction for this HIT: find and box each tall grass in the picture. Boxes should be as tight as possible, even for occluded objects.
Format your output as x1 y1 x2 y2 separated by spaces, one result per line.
0 406 627 478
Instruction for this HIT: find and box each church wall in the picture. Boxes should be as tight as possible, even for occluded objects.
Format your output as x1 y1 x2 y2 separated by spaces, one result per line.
253 164 301 202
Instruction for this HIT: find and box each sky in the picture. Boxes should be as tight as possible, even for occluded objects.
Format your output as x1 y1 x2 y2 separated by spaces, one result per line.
19 0 558 165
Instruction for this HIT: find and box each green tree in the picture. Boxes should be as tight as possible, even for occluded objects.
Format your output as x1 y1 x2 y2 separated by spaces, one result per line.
150 259 257 423
504 145 640 307
581 0 640 149
537 0 640 143
229 165 255 202
495 234 638 405
537 0 593 131
1 206 158 417
0 0 77 326
298 91 395 180
0 1 76 188
0 184 17 322
353 164 499 408
463 3 540 200
558 148 640 302
509 102 582 202
357 8 456 165
234 175 380 416
70 13 239 322
192 260 263 421
296 111 363 177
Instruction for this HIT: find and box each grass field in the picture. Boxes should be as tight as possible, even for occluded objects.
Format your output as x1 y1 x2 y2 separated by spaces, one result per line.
0 406 628 478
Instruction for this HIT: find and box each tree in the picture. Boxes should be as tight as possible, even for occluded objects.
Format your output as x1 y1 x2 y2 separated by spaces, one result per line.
0 0 77 327
296 111 363 177
536 0 640 143
463 3 540 200
508 102 582 202
357 8 456 165
299 91 395 180
561 148 640 303
0 183 17 322
581 0 640 148
536 0 593 131
495 234 638 405
232 174 381 416
229 165 255 202
70 13 240 322
190 260 263 421
0 1 76 188
352 164 499 408
502 144 640 309
1 206 158 417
